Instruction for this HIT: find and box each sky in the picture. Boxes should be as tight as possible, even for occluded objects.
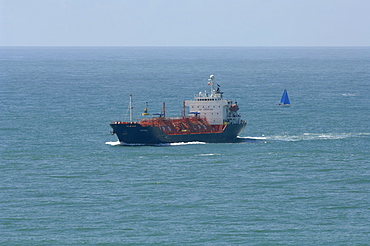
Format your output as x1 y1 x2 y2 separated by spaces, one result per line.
1 0 369 46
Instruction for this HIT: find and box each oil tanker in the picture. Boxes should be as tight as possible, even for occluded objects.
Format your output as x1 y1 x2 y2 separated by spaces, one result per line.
110 75 246 144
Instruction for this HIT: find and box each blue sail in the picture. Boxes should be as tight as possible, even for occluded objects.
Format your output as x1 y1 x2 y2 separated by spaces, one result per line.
279 89 290 105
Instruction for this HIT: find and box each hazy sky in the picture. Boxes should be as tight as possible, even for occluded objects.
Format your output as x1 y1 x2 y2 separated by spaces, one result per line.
1 0 369 46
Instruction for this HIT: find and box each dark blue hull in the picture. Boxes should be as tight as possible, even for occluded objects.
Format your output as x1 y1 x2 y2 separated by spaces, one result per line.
110 122 246 144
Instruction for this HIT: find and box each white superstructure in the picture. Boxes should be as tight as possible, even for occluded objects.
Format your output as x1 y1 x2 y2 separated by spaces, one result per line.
185 75 242 125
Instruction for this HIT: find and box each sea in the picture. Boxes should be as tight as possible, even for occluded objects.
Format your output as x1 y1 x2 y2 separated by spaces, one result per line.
1 46 369 245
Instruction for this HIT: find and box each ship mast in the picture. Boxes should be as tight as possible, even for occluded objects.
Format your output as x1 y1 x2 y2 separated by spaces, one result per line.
208 75 216 97
129 94 133 123
162 102 166 118
207 74 222 99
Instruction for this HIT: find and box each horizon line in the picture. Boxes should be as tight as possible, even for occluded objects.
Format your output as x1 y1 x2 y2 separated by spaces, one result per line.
1 45 369 48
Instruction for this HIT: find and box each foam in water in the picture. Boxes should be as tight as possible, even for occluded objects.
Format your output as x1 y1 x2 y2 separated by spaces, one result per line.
255 132 369 142
105 141 206 146
238 136 267 140
105 141 122 146
105 141 152 146
170 141 206 146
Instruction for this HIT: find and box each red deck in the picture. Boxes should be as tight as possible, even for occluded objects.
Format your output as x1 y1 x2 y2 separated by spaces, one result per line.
140 117 225 135
114 117 226 135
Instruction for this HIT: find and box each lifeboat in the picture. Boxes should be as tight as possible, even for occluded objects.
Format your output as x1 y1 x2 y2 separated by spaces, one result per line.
229 104 239 112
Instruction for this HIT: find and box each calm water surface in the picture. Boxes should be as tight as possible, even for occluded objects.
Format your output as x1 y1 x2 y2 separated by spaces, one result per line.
1 47 369 245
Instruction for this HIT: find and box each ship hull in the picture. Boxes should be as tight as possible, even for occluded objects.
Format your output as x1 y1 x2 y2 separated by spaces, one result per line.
110 122 246 144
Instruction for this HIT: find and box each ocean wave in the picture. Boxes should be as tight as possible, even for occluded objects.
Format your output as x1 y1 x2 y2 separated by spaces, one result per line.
243 132 370 142
195 153 221 156
341 93 356 97
238 136 267 140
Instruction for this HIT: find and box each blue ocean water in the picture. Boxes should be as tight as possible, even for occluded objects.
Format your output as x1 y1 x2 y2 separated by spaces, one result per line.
1 47 369 245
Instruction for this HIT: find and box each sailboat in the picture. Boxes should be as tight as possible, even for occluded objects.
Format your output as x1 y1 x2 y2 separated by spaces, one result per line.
277 89 290 106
